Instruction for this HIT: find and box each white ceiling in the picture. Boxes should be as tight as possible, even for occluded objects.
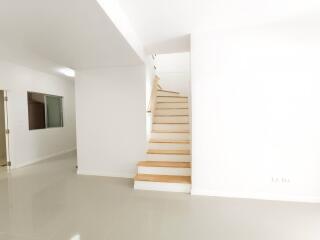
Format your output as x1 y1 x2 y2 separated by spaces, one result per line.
194 0 320 30
118 0 192 54
0 0 143 72
2 0 315 74
117 0 320 54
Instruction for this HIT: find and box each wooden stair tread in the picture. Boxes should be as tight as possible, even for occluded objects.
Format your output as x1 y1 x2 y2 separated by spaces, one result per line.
154 115 189 117
135 174 191 184
157 96 188 98
153 114 189 117
152 130 190 133
157 90 179 94
147 149 190 155
156 107 188 110
153 122 189 124
149 139 190 144
138 161 191 168
157 102 188 104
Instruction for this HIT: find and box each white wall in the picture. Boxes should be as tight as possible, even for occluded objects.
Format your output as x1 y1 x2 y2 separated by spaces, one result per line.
155 52 190 96
191 7 320 202
0 60 76 168
75 66 146 178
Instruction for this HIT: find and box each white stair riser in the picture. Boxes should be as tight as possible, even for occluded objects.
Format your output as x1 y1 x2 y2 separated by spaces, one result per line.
157 91 180 97
157 102 188 109
147 154 191 162
134 181 191 193
157 97 188 103
155 109 189 115
148 143 190 150
153 116 189 123
153 124 189 132
138 166 191 176
151 132 190 140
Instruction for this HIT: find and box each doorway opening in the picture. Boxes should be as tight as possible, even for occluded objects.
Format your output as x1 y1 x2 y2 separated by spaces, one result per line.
0 90 9 168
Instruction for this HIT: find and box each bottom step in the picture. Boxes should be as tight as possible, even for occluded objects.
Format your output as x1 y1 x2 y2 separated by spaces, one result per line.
134 174 191 193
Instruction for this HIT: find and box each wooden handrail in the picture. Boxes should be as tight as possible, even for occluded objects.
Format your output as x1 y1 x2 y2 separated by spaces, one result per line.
147 76 160 113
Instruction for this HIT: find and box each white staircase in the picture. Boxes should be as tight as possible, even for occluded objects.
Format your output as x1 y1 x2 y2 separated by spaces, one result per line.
134 81 191 193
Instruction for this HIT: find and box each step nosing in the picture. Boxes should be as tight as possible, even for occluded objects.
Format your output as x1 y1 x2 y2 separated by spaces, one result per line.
148 153 191 155
157 90 179 94
138 161 191 168
153 122 189 124
157 109 188 110
147 150 191 155
152 131 190 133
152 132 190 133
154 116 189 117
149 139 190 143
134 174 191 184
149 141 190 144
156 108 188 109
157 96 188 98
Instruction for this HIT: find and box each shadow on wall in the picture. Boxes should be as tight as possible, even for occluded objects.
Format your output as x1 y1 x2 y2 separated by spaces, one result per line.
155 52 191 97
146 35 190 54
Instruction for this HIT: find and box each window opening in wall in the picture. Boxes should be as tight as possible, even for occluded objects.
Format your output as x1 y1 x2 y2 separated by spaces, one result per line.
28 92 63 130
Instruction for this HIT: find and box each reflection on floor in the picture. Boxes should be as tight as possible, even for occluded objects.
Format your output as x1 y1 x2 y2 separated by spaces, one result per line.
0 152 320 240
0 165 7 174
0 157 6 167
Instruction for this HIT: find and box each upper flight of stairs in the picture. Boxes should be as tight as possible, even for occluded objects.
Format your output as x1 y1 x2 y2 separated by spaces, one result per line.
134 86 191 193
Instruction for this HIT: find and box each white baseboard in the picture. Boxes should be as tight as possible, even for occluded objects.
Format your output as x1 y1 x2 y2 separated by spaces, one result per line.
138 166 191 176
12 148 77 169
77 169 134 179
135 180 191 193
191 188 320 203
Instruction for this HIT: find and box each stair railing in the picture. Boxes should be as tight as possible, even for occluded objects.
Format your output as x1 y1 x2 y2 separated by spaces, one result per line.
147 75 160 114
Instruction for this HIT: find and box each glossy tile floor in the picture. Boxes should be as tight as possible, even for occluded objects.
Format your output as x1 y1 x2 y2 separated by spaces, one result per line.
0 153 320 240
